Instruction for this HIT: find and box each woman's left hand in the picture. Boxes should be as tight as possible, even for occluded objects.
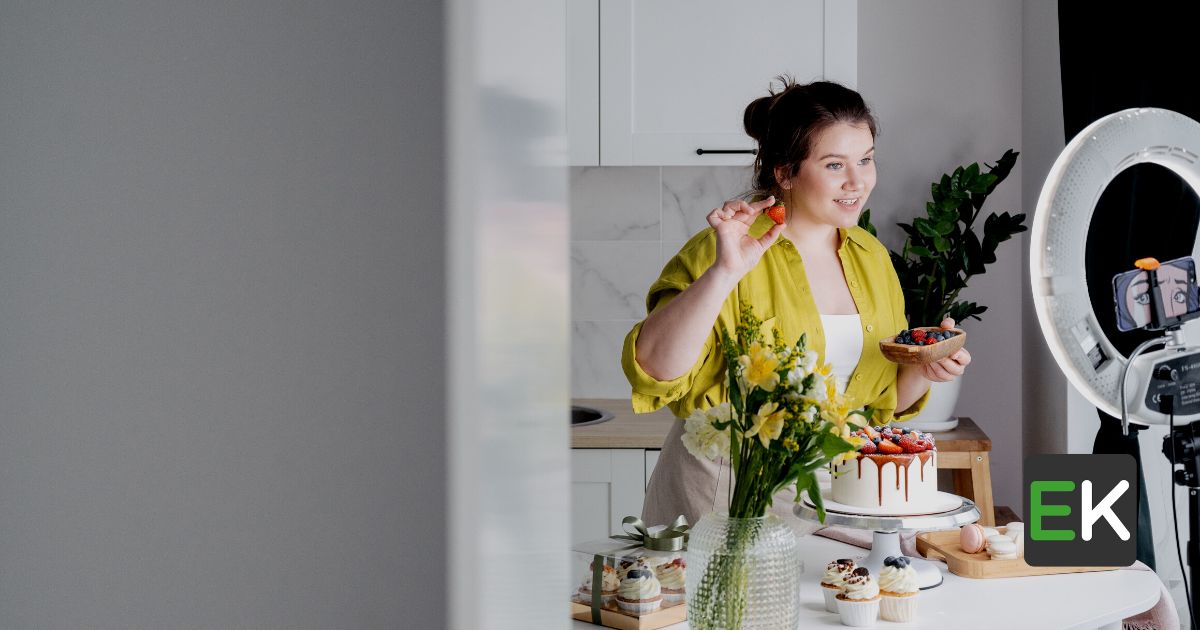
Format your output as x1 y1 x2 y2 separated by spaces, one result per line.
918 318 971 382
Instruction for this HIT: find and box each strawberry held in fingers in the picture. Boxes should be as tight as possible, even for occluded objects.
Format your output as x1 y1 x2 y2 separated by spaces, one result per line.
765 202 787 225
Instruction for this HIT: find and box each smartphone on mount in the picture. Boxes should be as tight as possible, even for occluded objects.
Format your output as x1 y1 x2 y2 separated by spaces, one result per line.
1113 256 1200 332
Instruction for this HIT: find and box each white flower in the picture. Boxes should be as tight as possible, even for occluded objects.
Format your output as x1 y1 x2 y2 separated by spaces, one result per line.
681 407 731 462
800 350 818 372
807 373 828 401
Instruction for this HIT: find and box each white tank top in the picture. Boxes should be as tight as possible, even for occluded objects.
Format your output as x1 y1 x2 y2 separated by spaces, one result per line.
819 313 863 395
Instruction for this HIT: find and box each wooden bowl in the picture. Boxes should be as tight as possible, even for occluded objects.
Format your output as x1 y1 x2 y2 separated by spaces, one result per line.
878 327 966 365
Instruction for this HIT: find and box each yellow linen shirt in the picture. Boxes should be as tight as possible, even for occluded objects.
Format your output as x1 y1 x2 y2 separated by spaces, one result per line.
621 214 929 422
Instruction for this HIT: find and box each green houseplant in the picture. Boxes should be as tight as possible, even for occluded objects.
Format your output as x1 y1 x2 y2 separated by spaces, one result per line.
858 149 1026 326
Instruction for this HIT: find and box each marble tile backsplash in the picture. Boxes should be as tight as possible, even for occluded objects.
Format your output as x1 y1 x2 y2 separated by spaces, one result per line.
571 165 751 400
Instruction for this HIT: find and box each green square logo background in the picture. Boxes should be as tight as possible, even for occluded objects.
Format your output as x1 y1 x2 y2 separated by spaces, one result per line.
1023 454 1137 567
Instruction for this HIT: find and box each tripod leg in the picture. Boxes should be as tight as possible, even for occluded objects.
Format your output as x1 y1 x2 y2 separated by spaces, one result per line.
1191 488 1198 630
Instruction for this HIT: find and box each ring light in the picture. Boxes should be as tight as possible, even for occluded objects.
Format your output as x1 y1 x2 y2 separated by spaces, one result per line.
1030 107 1200 427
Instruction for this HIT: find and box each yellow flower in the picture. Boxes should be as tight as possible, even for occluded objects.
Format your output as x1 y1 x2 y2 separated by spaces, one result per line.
834 436 867 465
738 343 780 393
745 402 786 448
782 437 799 452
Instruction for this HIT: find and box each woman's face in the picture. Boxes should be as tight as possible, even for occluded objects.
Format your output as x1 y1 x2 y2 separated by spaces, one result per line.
779 121 876 229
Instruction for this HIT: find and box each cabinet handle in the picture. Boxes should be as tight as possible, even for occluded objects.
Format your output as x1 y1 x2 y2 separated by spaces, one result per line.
695 148 757 155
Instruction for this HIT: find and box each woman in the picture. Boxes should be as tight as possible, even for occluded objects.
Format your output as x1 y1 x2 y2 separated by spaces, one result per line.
621 79 972 527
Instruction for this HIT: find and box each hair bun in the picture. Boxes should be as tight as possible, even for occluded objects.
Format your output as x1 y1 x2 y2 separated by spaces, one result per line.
743 95 774 144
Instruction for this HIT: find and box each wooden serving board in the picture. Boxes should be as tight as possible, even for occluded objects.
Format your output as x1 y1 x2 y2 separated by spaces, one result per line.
570 600 686 630
915 528 1119 578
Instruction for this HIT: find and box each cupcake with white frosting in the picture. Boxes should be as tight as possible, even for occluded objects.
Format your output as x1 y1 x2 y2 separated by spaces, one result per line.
820 558 856 613
836 567 880 627
878 556 919 622
653 557 686 604
616 558 663 615
577 561 619 607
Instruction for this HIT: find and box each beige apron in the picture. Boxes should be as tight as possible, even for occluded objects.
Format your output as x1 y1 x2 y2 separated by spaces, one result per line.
642 419 821 533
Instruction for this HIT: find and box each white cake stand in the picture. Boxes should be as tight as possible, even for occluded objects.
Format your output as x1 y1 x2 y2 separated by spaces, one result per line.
793 492 980 590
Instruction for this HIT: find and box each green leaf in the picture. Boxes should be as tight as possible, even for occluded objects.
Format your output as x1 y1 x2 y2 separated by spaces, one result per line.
934 220 955 236
916 218 940 237
857 208 878 237
933 235 949 252
908 245 933 257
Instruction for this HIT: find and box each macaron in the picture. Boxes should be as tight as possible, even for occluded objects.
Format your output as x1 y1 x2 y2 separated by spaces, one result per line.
988 538 1017 560
959 523 986 554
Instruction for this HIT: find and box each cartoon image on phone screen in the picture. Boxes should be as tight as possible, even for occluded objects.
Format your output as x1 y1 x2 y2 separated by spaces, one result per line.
1113 256 1200 331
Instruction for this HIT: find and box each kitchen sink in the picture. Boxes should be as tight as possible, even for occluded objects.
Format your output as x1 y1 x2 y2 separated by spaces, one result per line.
571 405 613 428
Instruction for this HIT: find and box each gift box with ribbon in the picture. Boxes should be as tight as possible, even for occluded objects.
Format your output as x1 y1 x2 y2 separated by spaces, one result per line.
570 516 690 630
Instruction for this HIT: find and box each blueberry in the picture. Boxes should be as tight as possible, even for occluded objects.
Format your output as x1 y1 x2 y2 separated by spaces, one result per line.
628 569 652 579
883 556 899 568
894 557 910 568
872 438 881 445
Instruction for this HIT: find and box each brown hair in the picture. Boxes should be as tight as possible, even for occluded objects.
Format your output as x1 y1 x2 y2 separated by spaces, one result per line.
743 77 878 197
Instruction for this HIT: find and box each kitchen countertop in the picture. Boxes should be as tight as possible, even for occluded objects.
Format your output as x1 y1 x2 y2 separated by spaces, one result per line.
571 398 677 449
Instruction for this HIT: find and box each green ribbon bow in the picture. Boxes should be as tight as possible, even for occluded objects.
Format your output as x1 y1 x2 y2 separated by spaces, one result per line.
609 515 689 552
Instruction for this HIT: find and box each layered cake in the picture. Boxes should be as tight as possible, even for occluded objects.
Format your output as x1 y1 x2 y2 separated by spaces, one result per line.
830 425 937 509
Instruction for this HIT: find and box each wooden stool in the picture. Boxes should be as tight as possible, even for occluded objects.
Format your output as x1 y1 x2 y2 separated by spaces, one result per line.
931 417 996 526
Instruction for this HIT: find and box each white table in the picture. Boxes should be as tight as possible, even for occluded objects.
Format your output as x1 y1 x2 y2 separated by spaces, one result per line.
571 532 1164 629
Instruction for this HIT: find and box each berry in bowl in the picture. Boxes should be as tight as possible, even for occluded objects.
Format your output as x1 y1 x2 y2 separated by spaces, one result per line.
878 327 966 365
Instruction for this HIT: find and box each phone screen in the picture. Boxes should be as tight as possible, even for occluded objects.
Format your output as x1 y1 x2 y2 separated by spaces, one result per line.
1113 256 1200 331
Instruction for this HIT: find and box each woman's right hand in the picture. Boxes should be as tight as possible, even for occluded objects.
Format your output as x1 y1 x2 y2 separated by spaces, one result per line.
706 195 786 279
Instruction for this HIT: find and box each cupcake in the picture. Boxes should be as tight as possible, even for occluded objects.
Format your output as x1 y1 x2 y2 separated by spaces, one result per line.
821 558 856 613
577 561 619 606
878 556 919 622
653 557 686 604
836 567 880 627
616 558 663 615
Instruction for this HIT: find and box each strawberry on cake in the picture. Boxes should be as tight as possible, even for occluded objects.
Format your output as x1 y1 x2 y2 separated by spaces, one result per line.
830 425 937 510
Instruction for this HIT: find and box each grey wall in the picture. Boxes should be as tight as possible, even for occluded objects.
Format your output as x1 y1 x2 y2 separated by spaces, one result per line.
859 0 1025 513
0 2 445 627
1020 0 1068 458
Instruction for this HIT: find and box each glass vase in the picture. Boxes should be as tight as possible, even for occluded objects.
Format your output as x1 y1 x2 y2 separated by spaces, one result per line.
685 511 801 629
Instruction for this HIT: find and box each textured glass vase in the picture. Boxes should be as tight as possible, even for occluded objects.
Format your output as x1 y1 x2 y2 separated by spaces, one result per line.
685 512 801 629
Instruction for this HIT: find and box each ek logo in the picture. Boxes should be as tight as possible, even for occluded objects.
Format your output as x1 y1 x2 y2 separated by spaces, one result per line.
1023 455 1137 567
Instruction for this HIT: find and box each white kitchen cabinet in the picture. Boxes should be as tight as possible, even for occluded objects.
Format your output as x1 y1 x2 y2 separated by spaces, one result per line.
644 449 659 490
569 0 857 166
570 449 649 544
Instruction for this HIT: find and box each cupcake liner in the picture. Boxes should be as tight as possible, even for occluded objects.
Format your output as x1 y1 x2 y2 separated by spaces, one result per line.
836 596 880 627
660 587 685 604
880 593 918 623
821 583 841 613
577 588 616 607
616 596 663 615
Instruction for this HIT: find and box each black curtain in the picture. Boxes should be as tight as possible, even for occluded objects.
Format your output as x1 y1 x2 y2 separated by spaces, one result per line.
1060 2 1200 572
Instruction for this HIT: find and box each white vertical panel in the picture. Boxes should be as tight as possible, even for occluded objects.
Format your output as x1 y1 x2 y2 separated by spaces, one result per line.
645 449 660 490
599 0 634 165
610 450 646 534
823 0 858 89
569 0 600 165
448 0 570 628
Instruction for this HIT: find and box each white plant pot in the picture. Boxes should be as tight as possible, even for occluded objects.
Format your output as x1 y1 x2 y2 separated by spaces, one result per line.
902 378 963 432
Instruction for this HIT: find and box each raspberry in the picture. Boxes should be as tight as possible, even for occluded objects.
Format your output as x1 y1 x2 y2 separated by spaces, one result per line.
911 329 926 341
925 337 936 345
859 440 877 454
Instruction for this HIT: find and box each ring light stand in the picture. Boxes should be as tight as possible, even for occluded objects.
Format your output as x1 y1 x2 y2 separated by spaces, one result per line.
1030 107 1200 628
